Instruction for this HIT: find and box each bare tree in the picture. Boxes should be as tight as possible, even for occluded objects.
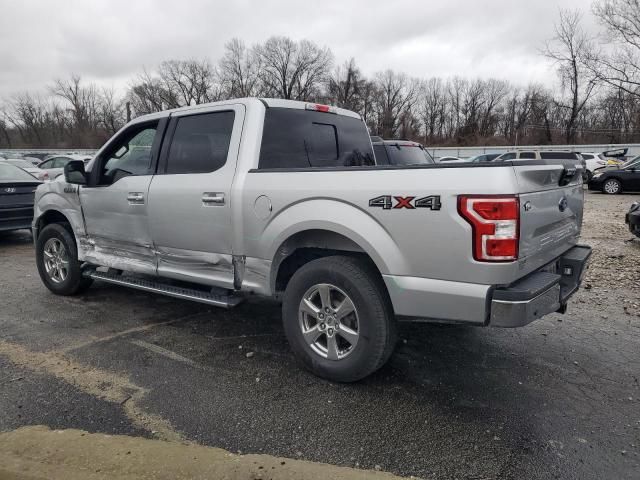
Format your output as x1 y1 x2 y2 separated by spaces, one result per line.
543 9 598 143
98 87 126 136
328 58 367 112
51 75 100 138
418 77 446 143
256 36 333 100
128 69 168 115
373 70 417 138
219 39 263 98
592 0 640 97
158 59 219 106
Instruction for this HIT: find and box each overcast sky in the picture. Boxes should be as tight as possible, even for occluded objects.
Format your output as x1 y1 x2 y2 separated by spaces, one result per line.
0 0 598 99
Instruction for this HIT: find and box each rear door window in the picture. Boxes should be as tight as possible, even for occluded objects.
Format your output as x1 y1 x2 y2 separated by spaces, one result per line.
519 152 536 159
259 108 374 169
166 111 235 174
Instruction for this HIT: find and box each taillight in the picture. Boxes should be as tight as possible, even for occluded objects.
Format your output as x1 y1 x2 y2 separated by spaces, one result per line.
305 103 337 114
458 195 519 262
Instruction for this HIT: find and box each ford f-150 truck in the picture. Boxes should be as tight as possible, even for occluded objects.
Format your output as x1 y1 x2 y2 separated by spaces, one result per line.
32 98 591 382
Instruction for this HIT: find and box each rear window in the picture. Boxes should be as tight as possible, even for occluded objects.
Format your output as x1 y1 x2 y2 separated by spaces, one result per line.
259 108 374 169
540 152 578 160
386 144 434 165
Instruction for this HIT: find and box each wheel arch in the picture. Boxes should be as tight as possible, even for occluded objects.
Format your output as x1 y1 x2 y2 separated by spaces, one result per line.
270 229 395 297
35 209 74 239
259 200 410 296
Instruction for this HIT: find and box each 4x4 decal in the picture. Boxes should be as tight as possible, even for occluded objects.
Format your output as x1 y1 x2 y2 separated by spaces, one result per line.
369 195 442 211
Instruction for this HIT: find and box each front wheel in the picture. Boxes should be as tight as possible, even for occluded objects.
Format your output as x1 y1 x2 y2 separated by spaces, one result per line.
585 170 593 182
36 223 92 295
603 178 622 194
282 256 396 382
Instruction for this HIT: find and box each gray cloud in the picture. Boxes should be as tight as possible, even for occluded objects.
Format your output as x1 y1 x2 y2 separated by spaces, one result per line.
0 0 597 98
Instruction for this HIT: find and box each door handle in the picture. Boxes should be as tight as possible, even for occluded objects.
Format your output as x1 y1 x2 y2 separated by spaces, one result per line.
202 192 225 206
127 192 145 204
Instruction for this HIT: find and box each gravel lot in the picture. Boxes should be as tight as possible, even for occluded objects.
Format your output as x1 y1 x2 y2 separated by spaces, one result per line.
0 190 639 479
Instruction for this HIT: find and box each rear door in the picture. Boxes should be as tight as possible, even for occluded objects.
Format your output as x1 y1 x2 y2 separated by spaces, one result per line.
513 153 584 265
146 104 244 288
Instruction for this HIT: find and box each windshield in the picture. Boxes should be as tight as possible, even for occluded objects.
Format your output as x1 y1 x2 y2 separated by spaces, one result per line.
386 144 433 165
622 155 640 169
0 163 39 181
5 159 34 169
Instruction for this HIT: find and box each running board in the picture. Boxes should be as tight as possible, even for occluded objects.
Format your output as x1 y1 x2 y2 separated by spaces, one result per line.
85 269 243 308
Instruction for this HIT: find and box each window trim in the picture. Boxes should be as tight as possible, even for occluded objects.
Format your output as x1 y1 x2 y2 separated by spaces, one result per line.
157 110 236 175
87 118 167 187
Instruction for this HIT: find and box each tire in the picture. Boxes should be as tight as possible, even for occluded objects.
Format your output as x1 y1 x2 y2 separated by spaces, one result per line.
282 255 397 382
602 178 622 194
36 223 93 295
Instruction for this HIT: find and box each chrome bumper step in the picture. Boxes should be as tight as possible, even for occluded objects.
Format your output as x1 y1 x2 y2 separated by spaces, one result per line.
84 269 243 308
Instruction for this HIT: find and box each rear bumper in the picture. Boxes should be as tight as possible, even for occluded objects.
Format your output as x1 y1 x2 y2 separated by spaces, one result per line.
384 245 592 327
489 245 592 327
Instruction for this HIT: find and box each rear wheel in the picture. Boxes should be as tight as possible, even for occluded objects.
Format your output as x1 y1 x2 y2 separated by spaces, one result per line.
282 255 396 382
36 223 92 295
603 178 622 194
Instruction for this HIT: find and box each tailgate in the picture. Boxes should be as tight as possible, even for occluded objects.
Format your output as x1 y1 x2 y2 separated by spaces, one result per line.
513 159 584 262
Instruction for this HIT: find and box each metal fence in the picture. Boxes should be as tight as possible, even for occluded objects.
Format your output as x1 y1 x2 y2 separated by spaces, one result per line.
425 143 640 159
0 148 97 157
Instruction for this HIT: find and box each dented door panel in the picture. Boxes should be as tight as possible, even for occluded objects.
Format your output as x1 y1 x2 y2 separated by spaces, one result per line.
79 175 156 275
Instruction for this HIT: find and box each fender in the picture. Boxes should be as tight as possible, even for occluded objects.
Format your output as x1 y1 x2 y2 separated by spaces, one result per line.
33 184 85 238
260 198 411 284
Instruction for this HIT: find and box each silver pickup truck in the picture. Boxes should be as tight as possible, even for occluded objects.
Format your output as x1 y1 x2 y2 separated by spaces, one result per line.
32 98 591 382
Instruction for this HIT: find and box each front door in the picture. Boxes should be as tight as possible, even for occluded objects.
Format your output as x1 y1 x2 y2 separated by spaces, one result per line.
147 105 244 288
79 119 165 275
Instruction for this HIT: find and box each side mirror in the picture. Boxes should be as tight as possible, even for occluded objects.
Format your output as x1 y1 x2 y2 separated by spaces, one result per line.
63 160 87 185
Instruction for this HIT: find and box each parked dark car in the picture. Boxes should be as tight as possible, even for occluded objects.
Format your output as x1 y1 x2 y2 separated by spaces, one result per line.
371 137 435 165
0 163 41 232
626 202 640 238
468 153 501 163
588 155 640 194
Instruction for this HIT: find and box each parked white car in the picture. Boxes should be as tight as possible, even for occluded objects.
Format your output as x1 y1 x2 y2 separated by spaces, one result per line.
579 152 607 180
38 154 92 179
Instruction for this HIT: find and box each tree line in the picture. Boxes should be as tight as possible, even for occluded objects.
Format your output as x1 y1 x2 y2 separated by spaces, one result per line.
2 0 640 149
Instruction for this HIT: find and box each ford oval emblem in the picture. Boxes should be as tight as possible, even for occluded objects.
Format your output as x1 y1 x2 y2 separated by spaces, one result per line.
558 196 568 212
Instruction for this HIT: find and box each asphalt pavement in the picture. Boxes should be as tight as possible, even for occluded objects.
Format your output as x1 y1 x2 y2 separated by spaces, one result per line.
0 190 639 479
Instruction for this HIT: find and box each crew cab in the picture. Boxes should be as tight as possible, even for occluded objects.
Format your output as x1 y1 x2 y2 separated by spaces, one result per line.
32 98 591 382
